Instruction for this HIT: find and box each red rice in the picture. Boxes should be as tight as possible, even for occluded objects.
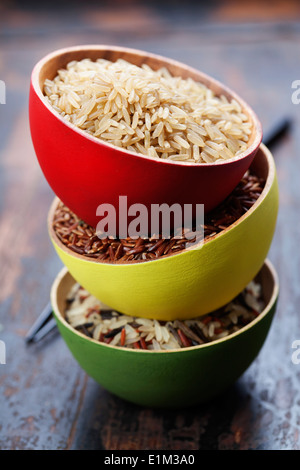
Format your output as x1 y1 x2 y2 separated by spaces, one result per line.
52 170 265 263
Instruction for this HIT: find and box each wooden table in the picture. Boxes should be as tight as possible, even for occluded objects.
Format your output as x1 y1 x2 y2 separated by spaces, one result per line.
1 1 300 450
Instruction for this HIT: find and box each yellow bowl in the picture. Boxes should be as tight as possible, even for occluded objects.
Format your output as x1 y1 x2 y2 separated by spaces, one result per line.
48 143 278 321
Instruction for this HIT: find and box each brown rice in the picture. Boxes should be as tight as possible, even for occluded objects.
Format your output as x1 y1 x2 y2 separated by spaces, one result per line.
44 58 252 163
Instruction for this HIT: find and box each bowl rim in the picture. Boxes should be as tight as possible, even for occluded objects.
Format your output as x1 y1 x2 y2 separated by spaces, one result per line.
48 143 276 266
31 44 262 168
51 258 279 354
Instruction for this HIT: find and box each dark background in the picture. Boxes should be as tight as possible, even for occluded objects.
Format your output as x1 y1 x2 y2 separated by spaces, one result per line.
0 0 300 450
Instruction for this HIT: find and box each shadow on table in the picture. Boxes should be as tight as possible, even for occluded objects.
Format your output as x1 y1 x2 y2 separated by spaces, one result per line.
70 377 257 450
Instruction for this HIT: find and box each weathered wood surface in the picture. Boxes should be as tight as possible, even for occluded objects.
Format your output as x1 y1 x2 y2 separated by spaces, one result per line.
1 1 300 450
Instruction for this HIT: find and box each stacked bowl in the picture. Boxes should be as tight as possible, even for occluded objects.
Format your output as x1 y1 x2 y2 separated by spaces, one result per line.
29 46 279 407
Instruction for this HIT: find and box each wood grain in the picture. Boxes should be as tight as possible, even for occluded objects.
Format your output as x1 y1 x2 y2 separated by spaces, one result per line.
0 0 300 450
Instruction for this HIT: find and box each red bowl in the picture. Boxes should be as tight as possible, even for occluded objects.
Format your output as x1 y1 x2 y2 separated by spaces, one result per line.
29 45 262 229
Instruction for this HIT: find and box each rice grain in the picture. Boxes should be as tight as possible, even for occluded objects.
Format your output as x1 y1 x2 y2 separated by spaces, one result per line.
44 58 253 163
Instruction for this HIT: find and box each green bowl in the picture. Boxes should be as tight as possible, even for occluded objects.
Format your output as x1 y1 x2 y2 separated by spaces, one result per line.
51 259 279 408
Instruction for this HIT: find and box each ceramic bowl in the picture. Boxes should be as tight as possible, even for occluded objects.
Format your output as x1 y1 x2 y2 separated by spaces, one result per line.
48 144 278 321
51 259 279 408
30 45 262 229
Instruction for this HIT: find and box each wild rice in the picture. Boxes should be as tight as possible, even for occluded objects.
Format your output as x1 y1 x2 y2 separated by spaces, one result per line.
65 280 265 350
52 170 265 263
44 58 252 163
